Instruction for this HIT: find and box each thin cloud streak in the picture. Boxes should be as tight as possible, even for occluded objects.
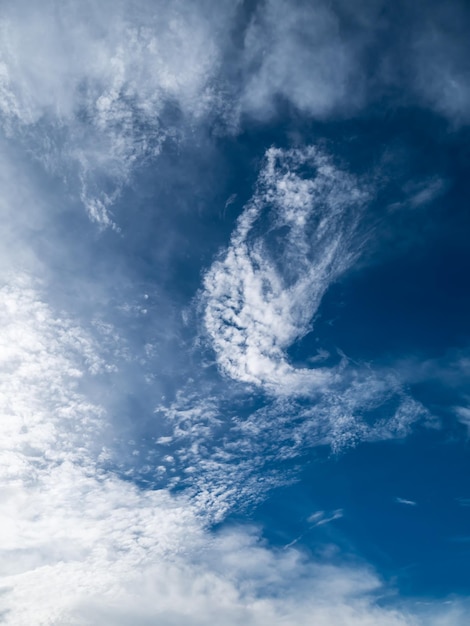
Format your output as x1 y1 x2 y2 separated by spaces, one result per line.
395 497 417 507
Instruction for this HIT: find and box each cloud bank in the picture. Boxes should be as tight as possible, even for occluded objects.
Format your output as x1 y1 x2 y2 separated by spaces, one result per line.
1 0 468 228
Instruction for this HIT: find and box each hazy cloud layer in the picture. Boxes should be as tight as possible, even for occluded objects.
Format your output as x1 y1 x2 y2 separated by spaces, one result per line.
0 0 235 226
1 0 468 226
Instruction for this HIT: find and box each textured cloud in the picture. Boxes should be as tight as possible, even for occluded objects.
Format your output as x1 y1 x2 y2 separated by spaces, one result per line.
1 0 466 233
203 146 368 394
156 374 427 520
0 0 235 226
1 2 468 621
0 272 450 625
1 458 466 624
144 145 429 516
0 274 109 486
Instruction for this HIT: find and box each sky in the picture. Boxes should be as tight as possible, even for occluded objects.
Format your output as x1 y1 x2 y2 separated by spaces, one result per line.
0 0 470 624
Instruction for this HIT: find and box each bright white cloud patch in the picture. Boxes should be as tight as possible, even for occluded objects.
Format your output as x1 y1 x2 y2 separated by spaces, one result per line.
203 146 367 394
0 273 108 484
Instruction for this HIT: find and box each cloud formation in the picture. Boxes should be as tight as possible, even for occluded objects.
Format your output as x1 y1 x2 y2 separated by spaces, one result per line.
0 0 235 226
1 0 468 229
239 0 366 119
0 271 451 625
1 2 468 622
203 146 368 394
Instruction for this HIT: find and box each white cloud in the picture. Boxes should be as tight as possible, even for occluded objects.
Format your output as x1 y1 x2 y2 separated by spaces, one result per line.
203 145 368 395
239 0 367 120
2 463 467 626
455 406 470 430
0 163 464 626
0 273 109 486
395 497 417 507
0 0 235 226
0 5 467 620
0 273 431 623
308 509 344 526
1 0 466 236
150 367 428 522
0 453 464 626
150 144 429 512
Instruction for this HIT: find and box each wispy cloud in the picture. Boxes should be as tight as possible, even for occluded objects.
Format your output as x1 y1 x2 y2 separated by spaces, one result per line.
455 406 470 430
0 3 467 622
0 0 466 233
395 497 417 507
308 509 344 526
0 0 235 227
202 145 368 395
139 144 431 516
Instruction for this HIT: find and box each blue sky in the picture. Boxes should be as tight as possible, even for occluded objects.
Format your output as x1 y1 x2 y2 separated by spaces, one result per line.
1 0 470 623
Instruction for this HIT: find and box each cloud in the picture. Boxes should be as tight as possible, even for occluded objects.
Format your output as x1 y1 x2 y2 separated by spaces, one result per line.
410 0 470 124
308 509 344 526
239 0 367 120
143 144 429 514
455 406 470 430
0 144 465 626
236 0 470 126
1 460 467 625
1 4 467 619
395 497 417 507
0 0 235 226
0 273 446 624
202 145 368 395
0 273 110 487
151 368 428 523
1 0 467 237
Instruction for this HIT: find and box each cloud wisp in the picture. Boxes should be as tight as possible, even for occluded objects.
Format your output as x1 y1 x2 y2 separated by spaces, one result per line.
203 146 368 395
395 497 417 507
